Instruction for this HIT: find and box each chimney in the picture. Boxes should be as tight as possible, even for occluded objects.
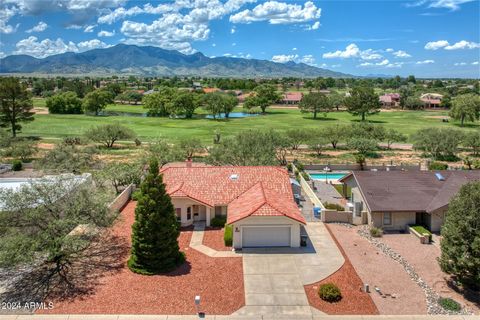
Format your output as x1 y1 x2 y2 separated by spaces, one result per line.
186 158 192 168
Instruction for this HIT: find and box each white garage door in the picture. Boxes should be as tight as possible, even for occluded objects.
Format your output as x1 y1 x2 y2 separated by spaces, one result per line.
242 226 291 247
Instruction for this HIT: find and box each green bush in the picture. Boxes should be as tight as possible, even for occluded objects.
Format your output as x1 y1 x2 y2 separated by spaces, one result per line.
438 297 461 312
318 283 342 302
370 227 383 237
411 225 432 242
210 216 226 227
295 162 304 171
286 163 293 172
224 224 233 246
12 160 22 171
324 202 345 211
131 190 141 201
429 161 448 170
302 172 310 181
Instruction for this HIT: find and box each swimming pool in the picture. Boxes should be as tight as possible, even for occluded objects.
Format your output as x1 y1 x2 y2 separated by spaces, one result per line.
309 173 348 180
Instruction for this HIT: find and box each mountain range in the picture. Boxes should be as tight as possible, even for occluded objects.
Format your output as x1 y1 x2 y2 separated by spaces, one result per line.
0 44 351 78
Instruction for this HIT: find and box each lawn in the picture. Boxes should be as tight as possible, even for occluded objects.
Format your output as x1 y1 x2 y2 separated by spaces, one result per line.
19 102 479 143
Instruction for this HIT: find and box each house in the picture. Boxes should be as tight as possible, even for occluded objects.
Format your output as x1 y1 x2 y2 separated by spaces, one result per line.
160 164 306 248
420 93 443 108
203 87 221 94
379 93 400 108
281 92 303 105
340 170 480 233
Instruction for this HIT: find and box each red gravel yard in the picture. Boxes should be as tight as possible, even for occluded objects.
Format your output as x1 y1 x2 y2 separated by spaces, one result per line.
327 224 427 315
305 225 379 315
38 201 244 315
203 227 232 251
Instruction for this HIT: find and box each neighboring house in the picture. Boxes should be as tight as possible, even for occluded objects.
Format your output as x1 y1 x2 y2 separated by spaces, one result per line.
379 93 400 108
203 87 221 94
420 93 443 108
281 92 303 105
161 164 306 248
340 170 480 233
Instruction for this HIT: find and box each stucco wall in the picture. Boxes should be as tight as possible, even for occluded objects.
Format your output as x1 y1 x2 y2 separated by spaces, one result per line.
171 197 212 227
428 208 446 233
232 216 301 249
370 211 416 231
322 210 352 223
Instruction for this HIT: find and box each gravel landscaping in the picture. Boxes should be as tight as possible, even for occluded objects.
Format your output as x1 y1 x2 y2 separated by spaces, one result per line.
37 201 245 315
327 223 428 315
304 224 379 315
203 227 233 252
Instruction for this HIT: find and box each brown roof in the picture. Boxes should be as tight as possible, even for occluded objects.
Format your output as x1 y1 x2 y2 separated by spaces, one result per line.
160 165 305 224
342 170 480 213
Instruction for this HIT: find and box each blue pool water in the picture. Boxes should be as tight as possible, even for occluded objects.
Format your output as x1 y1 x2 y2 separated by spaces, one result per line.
309 173 348 180
205 112 259 119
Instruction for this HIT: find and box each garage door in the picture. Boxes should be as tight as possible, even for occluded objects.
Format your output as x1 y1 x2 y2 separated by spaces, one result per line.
242 226 291 247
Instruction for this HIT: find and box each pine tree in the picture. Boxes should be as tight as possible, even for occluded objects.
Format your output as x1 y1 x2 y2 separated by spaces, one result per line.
128 159 184 274
439 181 480 289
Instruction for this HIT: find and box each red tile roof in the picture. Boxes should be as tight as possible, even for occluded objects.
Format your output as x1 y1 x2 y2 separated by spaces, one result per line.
160 166 306 224
282 92 303 102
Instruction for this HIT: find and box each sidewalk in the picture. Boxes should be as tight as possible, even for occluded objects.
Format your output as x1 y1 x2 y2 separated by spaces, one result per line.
189 222 239 258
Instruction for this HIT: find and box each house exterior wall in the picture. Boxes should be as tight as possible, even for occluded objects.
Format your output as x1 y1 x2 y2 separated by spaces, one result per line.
171 197 211 227
427 207 447 233
370 211 416 231
232 216 301 249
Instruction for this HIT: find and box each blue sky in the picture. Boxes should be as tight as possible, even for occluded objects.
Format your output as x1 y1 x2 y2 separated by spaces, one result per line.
0 0 479 78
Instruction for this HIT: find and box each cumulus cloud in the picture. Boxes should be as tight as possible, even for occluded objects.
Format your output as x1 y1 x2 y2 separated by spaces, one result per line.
13 36 109 58
272 54 298 63
26 21 48 33
454 62 467 66
416 59 435 64
473 61 479 65
0 6 19 34
425 40 480 50
98 30 115 37
385 48 394 52
299 54 315 65
359 59 403 68
311 21 320 30
392 50 411 58
97 6 144 24
322 43 383 61
230 1 321 24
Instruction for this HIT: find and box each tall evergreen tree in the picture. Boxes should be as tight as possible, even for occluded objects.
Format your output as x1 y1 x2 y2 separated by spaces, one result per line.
0 77 34 137
439 181 480 289
128 159 184 274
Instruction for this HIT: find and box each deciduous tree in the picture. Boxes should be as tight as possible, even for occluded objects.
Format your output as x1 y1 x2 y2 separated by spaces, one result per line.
449 94 480 127
0 77 34 137
344 86 381 121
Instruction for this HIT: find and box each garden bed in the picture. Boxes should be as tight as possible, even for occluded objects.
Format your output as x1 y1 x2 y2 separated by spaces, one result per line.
203 226 233 251
409 225 432 244
304 225 379 315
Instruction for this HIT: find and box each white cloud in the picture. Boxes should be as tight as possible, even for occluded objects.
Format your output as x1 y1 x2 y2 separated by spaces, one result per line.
473 61 479 65
98 6 143 24
416 59 435 64
232 42 236 46
212 43 216 47
425 40 449 50
98 29 115 37
322 43 383 61
454 62 467 66
230 1 321 24
385 48 394 52
358 59 403 68
392 50 411 58
425 39 480 50
272 54 298 63
231 26 236 34
84 25 96 33
445 40 480 50
299 54 315 65
0 51 6 58
13 36 110 58
406 0 474 10
0 6 19 34
311 21 320 30
26 21 47 33
292 47 297 51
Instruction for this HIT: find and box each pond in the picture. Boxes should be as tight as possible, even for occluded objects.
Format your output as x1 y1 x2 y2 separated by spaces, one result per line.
91 111 259 119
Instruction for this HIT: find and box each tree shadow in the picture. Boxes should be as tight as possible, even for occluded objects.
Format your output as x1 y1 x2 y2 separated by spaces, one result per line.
0 232 129 304
303 117 338 121
446 278 480 308
350 119 387 124
451 123 480 129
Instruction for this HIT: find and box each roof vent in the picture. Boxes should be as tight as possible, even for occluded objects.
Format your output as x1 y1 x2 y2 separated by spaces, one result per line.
435 172 445 181
230 174 239 181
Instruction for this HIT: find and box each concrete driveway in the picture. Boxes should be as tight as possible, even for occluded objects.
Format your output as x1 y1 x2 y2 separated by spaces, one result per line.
233 222 344 317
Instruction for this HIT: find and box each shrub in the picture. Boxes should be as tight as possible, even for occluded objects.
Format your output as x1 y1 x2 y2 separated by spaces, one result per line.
324 202 345 211
63 136 84 145
131 190 142 201
438 297 461 312
370 227 383 237
318 283 342 302
302 172 310 181
286 163 293 172
12 160 22 171
224 224 233 246
210 216 226 228
429 161 448 170
295 162 304 171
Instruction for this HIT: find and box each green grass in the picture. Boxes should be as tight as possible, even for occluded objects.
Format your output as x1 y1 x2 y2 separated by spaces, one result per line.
18 103 479 144
411 225 432 235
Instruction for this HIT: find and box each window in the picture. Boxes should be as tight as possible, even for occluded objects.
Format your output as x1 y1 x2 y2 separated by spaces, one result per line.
383 212 392 225
187 213 191 220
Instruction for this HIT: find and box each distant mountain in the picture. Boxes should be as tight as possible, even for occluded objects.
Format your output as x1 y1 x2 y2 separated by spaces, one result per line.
0 44 351 78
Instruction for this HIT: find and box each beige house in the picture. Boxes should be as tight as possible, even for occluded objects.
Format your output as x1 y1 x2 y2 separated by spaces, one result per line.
161 164 306 249
340 170 480 232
